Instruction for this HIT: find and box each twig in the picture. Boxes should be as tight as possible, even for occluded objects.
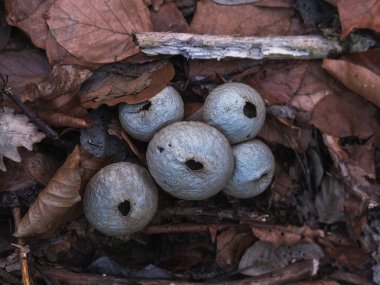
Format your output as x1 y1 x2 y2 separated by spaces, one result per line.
330 271 375 285
12 198 33 285
136 32 373 60
161 207 269 222
41 259 318 285
144 223 237 234
0 74 59 140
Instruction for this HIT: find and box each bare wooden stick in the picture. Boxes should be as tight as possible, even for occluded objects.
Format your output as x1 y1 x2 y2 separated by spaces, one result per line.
12 199 33 285
42 259 318 285
144 223 236 234
136 32 373 60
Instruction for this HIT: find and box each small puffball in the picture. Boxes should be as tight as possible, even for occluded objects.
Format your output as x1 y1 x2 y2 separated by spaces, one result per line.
119 86 184 141
147 121 234 200
203 83 266 144
223 140 274 198
83 162 158 237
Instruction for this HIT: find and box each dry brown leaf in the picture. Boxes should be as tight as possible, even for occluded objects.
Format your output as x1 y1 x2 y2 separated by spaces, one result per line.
0 107 45 172
337 0 380 38
14 146 82 237
190 0 294 36
319 235 371 270
46 0 153 64
37 109 91 129
151 2 190 32
323 49 380 107
4 0 54 49
216 227 254 271
25 65 92 101
0 50 51 102
243 61 308 105
80 63 175 108
293 281 340 285
249 223 324 246
310 92 380 138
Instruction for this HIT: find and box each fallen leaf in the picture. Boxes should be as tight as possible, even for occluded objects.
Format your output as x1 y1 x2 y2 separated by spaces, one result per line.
190 0 294 36
310 92 380 138
243 61 308 105
36 109 91 128
4 0 54 49
323 49 380 107
315 174 345 224
0 49 51 102
293 281 340 285
337 0 380 38
319 235 371 270
46 0 153 63
151 2 190 32
80 63 175 108
14 146 82 237
25 65 92 101
27 152 61 186
250 223 324 246
0 107 45 171
0 150 39 192
216 227 254 271
239 241 324 276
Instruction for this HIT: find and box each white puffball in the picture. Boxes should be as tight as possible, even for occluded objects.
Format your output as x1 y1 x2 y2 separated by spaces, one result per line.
119 86 184 142
223 140 274 198
147 121 234 200
203 83 266 144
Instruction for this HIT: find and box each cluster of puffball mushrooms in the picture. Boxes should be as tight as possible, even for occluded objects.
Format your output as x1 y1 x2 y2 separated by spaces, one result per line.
83 83 275 237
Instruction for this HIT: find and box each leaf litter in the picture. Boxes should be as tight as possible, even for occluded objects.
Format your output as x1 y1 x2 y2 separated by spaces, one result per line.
0 0 380 285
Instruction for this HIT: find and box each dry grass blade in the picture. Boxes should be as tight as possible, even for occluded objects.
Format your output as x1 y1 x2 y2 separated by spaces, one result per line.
14 146 82 237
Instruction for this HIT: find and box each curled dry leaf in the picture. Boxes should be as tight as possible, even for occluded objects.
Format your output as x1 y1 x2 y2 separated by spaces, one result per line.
337 0 380 38
0 50 51 102
239 241 324 276
46 0 153 64
250 223 325 246
0 107 45 172
25 65 93 101
80 62 175 108
14 146 82 238
323 49 380 108
190 0 294 36
216 227 254 272
36 109 91 129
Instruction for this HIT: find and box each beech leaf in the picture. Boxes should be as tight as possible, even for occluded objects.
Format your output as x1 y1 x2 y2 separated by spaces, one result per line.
46 0 153 64
14 146 82 237
0 107 45 172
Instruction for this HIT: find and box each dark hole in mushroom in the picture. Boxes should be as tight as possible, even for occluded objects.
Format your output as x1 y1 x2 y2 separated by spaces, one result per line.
157 146 164 153
185 159 204 171
243 101 257 118
140 101 152 111
118 200 131 216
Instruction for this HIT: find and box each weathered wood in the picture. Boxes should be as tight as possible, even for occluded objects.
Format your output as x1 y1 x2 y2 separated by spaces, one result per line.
42 259 318 285
136 32 369 60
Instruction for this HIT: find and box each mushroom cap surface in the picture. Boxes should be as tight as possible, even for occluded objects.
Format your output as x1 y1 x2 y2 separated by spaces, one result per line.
119 86 184 142
203 83 266 144
83 162 158 237
147 121 234 200
223 140 274 198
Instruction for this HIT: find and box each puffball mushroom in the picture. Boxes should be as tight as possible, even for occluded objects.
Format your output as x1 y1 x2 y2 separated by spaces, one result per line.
119 86 184 142
83 162 158 237
203 83 266 144
223 140 275 198
147 121 234 200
